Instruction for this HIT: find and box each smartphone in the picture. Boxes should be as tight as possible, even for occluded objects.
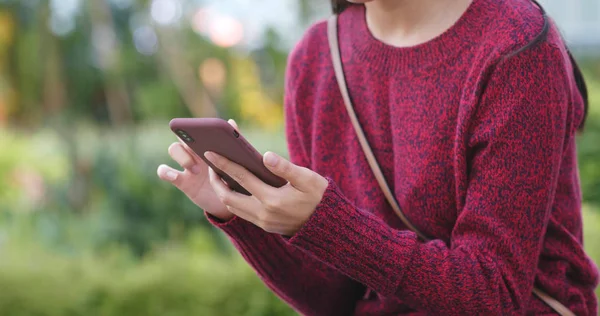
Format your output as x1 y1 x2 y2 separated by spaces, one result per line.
169 118 287 195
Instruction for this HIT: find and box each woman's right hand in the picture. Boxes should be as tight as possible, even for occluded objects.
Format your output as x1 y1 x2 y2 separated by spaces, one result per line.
156 119 239 221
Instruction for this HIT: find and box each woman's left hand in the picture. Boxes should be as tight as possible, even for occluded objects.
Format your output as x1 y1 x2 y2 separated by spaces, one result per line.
204 151 329 236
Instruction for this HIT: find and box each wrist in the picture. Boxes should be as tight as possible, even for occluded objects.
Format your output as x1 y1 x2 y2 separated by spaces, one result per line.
206 208 235 222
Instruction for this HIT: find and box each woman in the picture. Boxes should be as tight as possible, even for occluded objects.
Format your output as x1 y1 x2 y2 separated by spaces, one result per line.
157 0 599 314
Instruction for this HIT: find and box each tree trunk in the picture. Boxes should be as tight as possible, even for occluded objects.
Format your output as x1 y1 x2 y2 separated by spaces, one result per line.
88 0 133 126
155 27 218 118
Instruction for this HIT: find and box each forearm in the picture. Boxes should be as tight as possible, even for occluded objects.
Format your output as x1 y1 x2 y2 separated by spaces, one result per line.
286 182 541 315
207 213 365 316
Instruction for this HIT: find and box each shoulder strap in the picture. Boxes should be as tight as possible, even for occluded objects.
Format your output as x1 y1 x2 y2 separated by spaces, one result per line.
326 14 575 316
326 15 428 241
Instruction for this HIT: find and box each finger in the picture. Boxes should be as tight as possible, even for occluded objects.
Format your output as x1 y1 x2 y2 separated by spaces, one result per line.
157 164 184 186
228 119 239 130
178 140 206 164
263 152 315 191
208 167 259 216
204 151 274 199
168 142 203 174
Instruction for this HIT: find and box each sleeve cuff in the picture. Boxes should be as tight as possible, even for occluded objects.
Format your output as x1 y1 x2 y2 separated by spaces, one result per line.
204 212 265 241
205 212 238 227
287 178 419 295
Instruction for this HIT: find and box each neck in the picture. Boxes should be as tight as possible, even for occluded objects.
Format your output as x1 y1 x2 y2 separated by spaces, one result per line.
364 0 473 47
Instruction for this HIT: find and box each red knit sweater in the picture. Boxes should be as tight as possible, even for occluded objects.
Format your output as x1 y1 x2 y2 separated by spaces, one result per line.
209 0 599 314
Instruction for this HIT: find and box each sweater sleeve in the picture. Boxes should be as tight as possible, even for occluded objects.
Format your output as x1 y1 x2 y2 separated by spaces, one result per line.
206 26 366 315
286 42 574 315
207 215 365 316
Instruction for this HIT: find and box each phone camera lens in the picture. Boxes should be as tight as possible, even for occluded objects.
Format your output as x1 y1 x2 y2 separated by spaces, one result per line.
176 130 195 143
233 130 240 138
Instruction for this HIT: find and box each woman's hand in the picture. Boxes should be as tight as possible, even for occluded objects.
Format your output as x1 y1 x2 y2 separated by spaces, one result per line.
204 151 329 236
156 120 241 221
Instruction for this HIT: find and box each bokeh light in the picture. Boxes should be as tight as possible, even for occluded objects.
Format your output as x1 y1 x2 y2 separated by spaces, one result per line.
209 15 244 47
49 14 75 37
150 0 182 26
0 10 15 45
49 0 80 36
191 8 210 34
199 58 227 95
133 26 159 56
191 8 244 48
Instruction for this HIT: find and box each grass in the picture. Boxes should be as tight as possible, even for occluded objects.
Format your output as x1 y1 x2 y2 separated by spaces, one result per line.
583 205 600 299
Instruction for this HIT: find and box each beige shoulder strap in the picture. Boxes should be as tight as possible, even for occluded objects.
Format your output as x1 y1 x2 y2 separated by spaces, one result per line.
326 15 428 241
327 14 574 316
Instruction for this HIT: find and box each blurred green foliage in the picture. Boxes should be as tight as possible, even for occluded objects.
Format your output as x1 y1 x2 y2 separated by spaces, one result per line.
0 125 294 315
578 67 600 204
0 0 291 255
0 123 288 254
583 205 600 299
0 0 288 127
0 232 295 316
0 0 296 310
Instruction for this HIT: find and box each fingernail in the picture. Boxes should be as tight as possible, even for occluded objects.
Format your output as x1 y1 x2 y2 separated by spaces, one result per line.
264 152 279 167
228 119 238 129
166 170 178 181
191 165 202 174
204 152 216 162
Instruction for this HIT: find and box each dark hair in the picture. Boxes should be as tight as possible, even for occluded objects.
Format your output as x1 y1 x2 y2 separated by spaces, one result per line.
331 0 352 14
330 0 590 130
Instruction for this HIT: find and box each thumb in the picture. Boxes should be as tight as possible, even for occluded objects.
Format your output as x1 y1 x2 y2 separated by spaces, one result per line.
263 152 313 190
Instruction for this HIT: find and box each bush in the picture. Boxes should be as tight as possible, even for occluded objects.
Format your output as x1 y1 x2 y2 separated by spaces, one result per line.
0 122 288 256
0 240 295 316
583 205 600 299
0 206 597 316
577 70 600 205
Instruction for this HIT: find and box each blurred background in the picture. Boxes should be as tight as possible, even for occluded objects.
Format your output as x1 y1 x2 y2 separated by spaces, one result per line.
0 0 598 315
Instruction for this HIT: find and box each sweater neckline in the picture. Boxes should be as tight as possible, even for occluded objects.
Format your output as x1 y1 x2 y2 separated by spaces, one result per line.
341 0 485 73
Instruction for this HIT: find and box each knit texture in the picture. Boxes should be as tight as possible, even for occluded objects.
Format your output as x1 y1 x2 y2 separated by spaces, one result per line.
208 0 599 314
